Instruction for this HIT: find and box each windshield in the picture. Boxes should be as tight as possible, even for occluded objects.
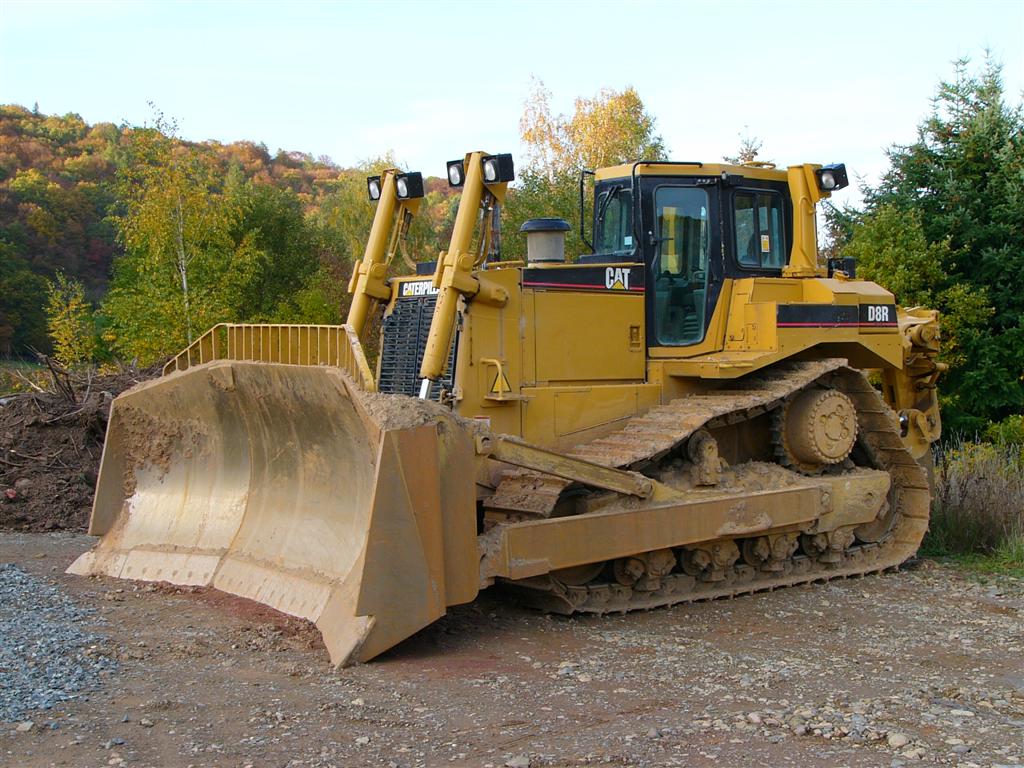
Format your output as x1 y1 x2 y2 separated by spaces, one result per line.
595 187 634 255
653 186 710 345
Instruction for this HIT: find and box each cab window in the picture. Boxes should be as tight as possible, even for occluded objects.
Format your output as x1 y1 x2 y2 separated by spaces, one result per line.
734 191 785 269
595 187 634 255
653 186 709 345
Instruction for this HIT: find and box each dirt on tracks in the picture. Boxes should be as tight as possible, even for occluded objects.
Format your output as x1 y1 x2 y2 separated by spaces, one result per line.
0 532 1022 768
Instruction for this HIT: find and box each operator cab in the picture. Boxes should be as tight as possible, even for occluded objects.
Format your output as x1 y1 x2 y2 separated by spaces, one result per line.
587 162 795 347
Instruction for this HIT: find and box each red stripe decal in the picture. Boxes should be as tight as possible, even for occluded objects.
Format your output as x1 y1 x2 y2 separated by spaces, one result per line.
523 281 645 291
778 322 898 327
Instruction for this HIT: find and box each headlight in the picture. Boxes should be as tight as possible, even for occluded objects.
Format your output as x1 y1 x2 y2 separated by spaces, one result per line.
394 172 424 200
367 176 381 201
481 153 515 184
815 163 848 192
447 159 465 187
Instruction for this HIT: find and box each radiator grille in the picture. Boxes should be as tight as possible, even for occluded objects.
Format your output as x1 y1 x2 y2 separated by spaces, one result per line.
378 295 456 400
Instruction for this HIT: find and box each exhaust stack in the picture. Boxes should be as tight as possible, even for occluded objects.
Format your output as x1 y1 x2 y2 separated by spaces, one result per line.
521 218 571 263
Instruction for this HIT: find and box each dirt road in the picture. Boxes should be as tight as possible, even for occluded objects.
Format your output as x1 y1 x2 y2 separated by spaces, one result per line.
1 531 1021 768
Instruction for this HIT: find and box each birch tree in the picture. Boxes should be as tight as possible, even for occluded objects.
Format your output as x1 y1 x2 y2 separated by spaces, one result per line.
103 112 242 363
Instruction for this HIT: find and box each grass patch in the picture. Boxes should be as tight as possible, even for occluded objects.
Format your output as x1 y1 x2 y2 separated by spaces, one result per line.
930 549 1024 579
921 437 1024 574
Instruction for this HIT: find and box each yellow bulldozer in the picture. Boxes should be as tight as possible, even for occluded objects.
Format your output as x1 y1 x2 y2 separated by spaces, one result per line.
70 152 943 666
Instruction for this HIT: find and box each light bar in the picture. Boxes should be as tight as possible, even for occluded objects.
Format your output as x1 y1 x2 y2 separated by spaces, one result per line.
367 175 382 201
815 163 849 192
446 159 465 187
395 171 424 200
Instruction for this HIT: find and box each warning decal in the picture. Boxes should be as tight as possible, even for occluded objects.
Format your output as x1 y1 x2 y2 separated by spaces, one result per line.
489 369 512 395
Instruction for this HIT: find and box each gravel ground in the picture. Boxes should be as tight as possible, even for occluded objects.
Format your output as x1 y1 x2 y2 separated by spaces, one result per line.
1 531 1022 768
0 562 116 724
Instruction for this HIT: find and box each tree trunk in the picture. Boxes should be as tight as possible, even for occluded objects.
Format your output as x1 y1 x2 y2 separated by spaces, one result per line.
175 192 193 345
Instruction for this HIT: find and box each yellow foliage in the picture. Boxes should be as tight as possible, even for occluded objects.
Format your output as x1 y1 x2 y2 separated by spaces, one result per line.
46 272 96 366
520 79 667 177
24 204 60 245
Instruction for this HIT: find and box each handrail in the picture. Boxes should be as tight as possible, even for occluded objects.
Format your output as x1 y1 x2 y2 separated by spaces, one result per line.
161 323 376 392
162 324 227 376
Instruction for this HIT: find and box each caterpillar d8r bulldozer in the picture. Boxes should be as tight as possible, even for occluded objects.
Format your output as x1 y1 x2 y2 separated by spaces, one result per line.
70 152 944 666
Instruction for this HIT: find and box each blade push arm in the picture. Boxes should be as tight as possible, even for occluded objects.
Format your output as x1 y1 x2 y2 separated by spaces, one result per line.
418 151 511 395
346 169 422 339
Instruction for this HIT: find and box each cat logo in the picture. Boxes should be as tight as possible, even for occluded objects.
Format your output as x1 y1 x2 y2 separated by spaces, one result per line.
605 267 631 291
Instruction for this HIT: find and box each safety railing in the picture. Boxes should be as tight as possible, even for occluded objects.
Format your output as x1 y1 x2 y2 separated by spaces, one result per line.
162 323 377 392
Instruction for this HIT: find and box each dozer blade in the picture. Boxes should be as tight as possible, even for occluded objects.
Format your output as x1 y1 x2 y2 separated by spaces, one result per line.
68 361 479 665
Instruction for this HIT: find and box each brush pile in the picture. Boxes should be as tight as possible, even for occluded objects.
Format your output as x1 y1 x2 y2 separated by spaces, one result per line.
0 360 156 531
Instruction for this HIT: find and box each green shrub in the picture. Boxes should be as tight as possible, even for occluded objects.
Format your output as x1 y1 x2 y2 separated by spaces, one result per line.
46 272 97 367
923 437 1024 568
0 360 47 395
985 415 1024 446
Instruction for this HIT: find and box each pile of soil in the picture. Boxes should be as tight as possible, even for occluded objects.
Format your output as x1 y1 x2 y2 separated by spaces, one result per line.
0 365 157 531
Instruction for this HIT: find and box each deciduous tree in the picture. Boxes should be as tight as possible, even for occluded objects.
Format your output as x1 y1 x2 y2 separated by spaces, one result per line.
103 113 243 363
0 241 48 356
723 131 768 165
510 81 667 261
520 79 667 177
46 271 97 366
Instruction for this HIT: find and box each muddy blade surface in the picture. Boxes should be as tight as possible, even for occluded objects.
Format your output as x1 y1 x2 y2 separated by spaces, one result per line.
68 361 477 665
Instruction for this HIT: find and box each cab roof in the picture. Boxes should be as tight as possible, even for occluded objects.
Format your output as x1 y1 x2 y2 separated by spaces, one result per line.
595 161 790 183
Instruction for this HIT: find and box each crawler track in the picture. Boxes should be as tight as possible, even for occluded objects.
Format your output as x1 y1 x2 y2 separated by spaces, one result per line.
487 360 844 517
490 361 931 613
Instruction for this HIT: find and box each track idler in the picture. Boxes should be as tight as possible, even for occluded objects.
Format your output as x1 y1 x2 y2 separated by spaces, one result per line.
612 549 675 591
680 540 741 582
777 387 858 473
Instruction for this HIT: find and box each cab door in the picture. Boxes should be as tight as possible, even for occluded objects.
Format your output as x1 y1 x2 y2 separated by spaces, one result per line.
643 181 721 347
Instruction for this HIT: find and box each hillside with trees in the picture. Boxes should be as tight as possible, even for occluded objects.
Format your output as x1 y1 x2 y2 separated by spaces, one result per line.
0 105 459 361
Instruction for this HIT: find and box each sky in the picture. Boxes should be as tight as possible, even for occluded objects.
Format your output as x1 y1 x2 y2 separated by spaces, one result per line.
2 0 1022 206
